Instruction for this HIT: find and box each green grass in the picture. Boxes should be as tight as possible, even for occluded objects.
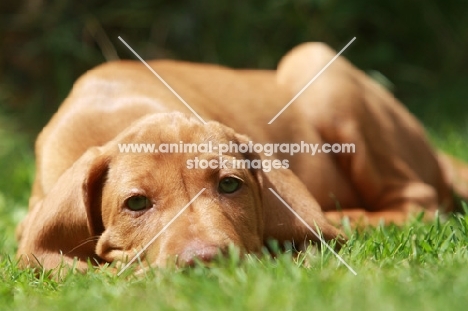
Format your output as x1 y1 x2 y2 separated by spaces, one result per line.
1 113 468 311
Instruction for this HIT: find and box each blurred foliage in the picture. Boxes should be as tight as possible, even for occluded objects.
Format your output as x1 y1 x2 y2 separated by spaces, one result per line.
0 107 34 203
0 0 467 134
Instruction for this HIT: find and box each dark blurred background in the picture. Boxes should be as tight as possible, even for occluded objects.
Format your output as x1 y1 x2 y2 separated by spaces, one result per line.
1 0 467 134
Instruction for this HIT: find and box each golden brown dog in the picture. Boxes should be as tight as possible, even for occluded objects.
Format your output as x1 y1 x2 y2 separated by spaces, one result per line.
16 42 468 272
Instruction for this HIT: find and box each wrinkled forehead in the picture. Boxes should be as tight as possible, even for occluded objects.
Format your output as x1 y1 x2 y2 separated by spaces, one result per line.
116 113 238 145
103 113 248 184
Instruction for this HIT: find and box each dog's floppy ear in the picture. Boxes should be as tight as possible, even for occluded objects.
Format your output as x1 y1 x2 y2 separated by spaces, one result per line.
17 147 109 270
234 134 344 247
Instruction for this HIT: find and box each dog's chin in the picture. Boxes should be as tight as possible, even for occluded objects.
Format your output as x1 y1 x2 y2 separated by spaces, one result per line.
102 243 252 275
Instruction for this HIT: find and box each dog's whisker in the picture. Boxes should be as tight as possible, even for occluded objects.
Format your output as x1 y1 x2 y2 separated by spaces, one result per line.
65 236 101 256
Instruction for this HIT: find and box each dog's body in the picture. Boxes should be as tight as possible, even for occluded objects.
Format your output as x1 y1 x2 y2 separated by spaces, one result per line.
16 43 468 272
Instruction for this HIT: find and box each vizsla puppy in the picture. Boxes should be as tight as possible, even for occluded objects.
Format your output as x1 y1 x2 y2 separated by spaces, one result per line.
16 42 468 273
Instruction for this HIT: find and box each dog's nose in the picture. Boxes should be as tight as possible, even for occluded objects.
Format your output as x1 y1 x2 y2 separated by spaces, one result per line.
177 242 221 267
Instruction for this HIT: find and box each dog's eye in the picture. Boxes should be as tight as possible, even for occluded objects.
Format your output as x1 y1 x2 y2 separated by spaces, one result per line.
126 195 151 211
218 177 242 194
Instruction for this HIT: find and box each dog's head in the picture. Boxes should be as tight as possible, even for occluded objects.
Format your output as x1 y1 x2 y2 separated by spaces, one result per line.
18 112 342 272
93 113 266 267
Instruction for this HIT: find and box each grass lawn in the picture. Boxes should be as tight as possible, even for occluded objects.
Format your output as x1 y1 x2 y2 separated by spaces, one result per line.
1 111 468 311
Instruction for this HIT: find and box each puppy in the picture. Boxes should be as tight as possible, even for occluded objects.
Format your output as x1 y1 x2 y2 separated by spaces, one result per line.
16 42 468 272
